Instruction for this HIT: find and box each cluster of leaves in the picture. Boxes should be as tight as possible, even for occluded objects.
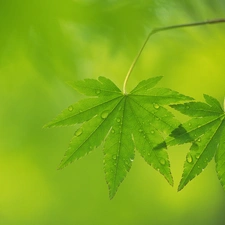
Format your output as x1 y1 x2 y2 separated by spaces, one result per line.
45 76 225 198
167 95 225 191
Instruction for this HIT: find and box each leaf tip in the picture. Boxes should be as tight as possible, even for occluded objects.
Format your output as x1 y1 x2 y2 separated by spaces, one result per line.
43 122 55 129
42 124 48 129
177 177 187 192
66 80 74 87
157 75 163 80
169 178 174 187
108 188 118 200
57 162 66 170
109 194 115 200
57 156 71 170
42 122 52 129
177 184 184 192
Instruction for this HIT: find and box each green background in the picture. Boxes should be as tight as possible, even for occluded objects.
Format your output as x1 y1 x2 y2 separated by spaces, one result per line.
1 1 225 224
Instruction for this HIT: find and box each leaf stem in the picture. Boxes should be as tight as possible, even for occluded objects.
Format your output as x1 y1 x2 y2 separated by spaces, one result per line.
122 18 225 94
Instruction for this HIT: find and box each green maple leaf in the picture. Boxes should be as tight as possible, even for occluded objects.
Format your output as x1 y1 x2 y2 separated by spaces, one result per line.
45 76 192 199
166 94 225 191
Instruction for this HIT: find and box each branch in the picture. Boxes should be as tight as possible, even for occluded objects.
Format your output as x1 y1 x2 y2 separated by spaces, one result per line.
122 18 225 94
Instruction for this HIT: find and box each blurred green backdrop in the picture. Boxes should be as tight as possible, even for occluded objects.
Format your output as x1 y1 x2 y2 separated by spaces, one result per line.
1 0 225 224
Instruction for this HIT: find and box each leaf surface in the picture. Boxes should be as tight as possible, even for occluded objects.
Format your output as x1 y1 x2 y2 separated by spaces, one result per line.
45 76 192 198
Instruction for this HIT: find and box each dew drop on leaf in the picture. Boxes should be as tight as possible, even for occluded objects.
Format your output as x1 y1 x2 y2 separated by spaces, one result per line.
101 110 109 119
68 105 73 112
159 158 166 165
188 123 192 127
186 153 193 163
75 128 83 137
151 130 155 134
112 155 117 160
153 103 160 109
139 129 143 133
95 90 101 95
117 118 121 123
124 159 129 166
195 153 201 159
197 138 201 142
111 129 115 134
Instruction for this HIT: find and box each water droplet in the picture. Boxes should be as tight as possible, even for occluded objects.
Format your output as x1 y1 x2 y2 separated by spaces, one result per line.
197 138 201 142
151 130 155 134
68 105 73 112
111 129 115 134
117 118 121 123
160 158 166 165
188 123 192 127
195 153 201 159
95 90 101 95
186 105 190 109
101 110 109 119
130 158 134 162
186 153 193 163
112 155 117 160
139 129 143 133
153 103 160 109
75 128 83 137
